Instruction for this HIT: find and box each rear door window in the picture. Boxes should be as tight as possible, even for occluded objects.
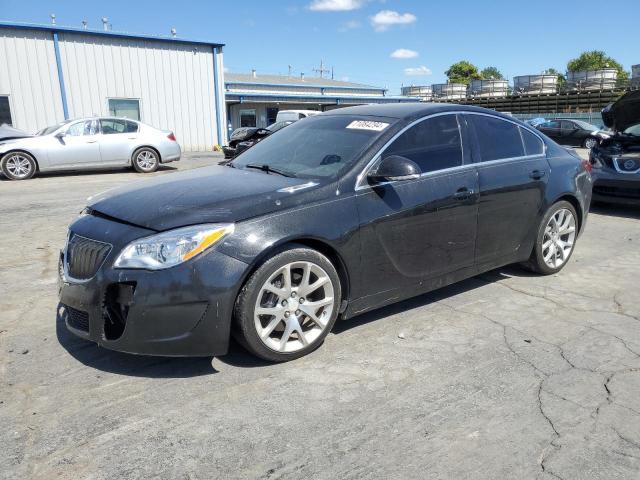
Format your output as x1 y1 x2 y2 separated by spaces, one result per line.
100 119 128 135
469 115 525 162
383 114 463 173
125 121 139 133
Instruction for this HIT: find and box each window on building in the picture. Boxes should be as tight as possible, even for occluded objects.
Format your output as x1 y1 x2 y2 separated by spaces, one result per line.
266 107 279 126
0 96 12 126
240 109 257 127
383 114 463 173
100 119 138 135
108 99 140 121
469 115 524 162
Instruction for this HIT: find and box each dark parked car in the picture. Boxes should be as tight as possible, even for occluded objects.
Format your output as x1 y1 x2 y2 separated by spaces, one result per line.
58 104 592 362
590 90 640 205
536 118 609 149
222 121 293 159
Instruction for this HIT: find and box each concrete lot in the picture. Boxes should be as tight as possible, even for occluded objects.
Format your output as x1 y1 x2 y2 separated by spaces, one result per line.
1 150 640 479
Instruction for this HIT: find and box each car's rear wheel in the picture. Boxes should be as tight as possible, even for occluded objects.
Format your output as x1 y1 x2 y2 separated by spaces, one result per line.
524 200 578 275
1 151 37 180
132 147 159 173
583 137 598 149
233 246 341 362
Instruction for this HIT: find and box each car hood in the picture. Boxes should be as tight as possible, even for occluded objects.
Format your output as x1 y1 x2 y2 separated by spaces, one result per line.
602 90 640 132
0 125 32 142
87 165 323 231
0 135 48 151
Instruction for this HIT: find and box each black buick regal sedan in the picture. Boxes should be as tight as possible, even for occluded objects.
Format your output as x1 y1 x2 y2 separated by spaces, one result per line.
59 104 592 362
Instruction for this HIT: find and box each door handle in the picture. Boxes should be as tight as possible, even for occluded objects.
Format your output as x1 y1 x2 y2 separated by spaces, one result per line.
529 170 546 180
86 140 97 143
454 187 474 200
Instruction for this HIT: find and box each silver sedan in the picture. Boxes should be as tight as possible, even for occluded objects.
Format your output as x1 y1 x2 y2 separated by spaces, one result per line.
0 117 181 180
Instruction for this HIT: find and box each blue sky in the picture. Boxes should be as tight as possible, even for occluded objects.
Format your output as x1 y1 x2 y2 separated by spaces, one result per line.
2 0 639 94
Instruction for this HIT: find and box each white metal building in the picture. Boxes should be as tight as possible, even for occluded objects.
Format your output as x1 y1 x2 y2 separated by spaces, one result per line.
0 22 226 151
225 72 416 131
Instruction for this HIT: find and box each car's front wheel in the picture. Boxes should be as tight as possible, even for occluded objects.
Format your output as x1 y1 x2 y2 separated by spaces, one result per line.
583 137 598 149
525 200 578 275
132 147 159 173
1 151 37 180
233 246 341 362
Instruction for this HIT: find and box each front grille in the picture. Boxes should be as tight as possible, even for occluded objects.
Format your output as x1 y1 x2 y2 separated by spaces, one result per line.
63 304 90 332
66 234 111 280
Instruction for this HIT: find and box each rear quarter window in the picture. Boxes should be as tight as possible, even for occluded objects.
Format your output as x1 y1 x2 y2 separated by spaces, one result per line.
520 127 544 156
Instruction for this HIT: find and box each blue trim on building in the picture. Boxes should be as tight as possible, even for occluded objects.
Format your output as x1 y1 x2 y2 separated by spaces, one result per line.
212 46 224 146
225 92 416 103
52 32 69 119
0 21 224 48
225 80 386 93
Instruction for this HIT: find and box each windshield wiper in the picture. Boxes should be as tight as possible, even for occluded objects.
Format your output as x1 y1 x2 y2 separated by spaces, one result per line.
244 163 296 178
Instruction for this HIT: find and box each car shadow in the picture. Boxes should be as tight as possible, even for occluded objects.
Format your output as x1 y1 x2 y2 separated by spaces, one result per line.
590 202 640 220
55 265 530 376
0 165 178 182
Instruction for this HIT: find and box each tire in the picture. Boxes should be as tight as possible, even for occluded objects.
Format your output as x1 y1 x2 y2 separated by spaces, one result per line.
583 137 598 149
523 201 578 275
233 246 342 362
132 147 159 173
1 151 37 180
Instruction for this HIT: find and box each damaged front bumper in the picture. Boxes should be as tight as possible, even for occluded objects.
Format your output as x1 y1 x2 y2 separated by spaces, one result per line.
57 213 248 357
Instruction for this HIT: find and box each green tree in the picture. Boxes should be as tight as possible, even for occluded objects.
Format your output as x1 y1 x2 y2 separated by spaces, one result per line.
480 66 504 80
445 60 481 85
567 51 629 80
546 68 566 87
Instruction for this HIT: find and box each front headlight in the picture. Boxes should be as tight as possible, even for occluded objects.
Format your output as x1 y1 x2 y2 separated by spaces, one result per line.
113 223 234 270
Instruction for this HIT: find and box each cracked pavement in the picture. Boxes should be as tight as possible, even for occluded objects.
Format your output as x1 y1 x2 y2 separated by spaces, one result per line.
1 151 640 479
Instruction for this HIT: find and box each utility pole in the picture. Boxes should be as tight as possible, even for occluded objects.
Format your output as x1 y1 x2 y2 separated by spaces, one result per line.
313 60 331 79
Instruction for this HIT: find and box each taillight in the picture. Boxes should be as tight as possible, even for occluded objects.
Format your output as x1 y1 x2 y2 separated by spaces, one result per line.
167 132 177 142
581 159 592 173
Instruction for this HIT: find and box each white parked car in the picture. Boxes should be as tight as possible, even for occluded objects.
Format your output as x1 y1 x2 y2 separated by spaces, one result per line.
275 110 319 123
0 117 181 180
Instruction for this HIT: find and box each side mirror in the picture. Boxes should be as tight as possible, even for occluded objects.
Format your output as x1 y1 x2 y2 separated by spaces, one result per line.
368 155 421 183
55 131 66 139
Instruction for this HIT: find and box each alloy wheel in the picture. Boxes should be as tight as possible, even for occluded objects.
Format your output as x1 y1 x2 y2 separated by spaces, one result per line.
5 154 32 179
584 138 597 149
254 261 335 353
136 150 157 170
542 208 576 269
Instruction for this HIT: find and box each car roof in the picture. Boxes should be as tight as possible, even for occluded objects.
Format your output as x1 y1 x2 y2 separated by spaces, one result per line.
321 102 519 123
67 117 140 123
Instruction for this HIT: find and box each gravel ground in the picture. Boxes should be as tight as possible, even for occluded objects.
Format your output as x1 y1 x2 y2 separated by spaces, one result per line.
1 150 640 479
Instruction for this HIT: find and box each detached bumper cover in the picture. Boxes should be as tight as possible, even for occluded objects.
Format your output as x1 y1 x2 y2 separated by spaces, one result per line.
58 214 248 356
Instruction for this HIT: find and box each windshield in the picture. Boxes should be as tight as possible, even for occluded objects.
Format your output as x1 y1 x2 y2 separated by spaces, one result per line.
37 121 70 136
231 115 393 179
623 124 640 136
572 120 599 132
